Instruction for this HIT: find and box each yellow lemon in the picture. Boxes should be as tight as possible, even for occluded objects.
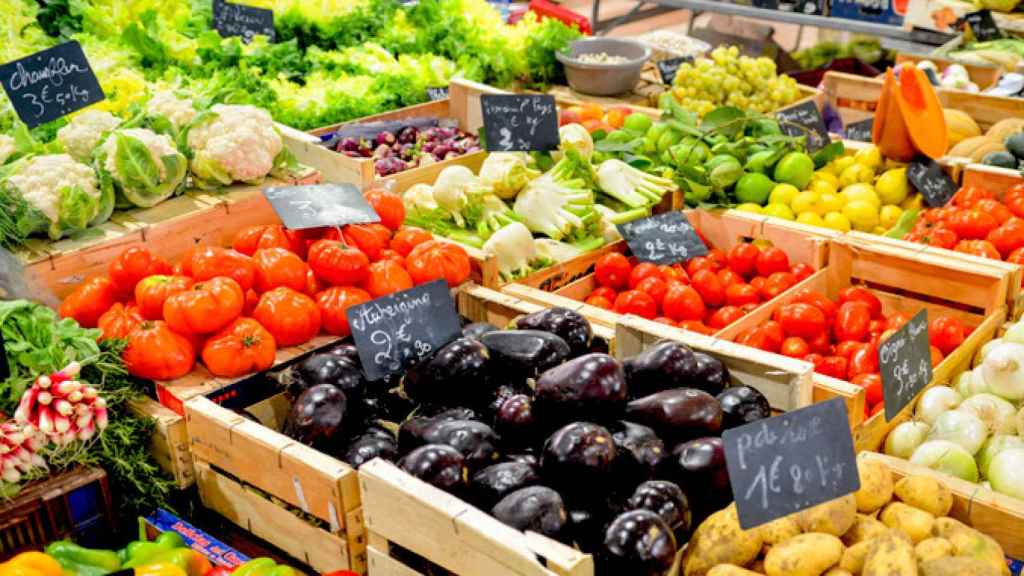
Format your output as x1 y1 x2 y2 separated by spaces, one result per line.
901 193 923 212
872 226 889 235
812 170 839 189
854 145 883 170
843 200 880 232
875 167 909 205
790 191 820 215
769 183 801 207
796 212 825 227
823 211 852 232
839 163 875 188
763 203 795 221
880 205 903 229
840 183 881 209
808 179 837 197
816 192 844 214
736 203 764 214
831 156 856 174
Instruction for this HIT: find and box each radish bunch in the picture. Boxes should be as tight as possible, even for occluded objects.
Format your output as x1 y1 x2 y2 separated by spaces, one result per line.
0 421 45 483
14 362 109 445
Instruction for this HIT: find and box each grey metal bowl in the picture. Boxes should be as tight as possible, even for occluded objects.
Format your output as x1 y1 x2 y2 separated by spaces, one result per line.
556 38 651 97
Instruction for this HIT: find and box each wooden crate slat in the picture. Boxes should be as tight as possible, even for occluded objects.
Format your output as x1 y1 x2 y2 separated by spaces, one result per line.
367 545 422 576
127 397 194 489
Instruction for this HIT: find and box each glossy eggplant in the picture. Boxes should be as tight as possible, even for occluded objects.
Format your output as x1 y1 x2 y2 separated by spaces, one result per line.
598 510 677 576
403 337 491 406
623 340 697 398
541 422 617 499
491 486 567 541
625 480 691 540
469 461 541 509
327 343 362 368
462 321 499 340
589 335 611 356
494 394 537 447
624 388 723 443
716 386 770 430
665 437 730 520
479 330 570 380
505 452 539 468
282 384 347 448
342 433 399 468
567 507 611 553
515 307 592 357
420 419 500 470
609 421 666 484
292 353 364 397
398 444 467 493
691 351 730 394
534 354 627 427
398 407 478 451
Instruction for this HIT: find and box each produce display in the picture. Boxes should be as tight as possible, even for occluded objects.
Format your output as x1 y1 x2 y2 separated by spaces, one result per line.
791 37 890 71
668 47 804 116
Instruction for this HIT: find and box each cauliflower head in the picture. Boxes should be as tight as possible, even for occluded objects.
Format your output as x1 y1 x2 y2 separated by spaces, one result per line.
99 128 187 208
57 110 121 162
186 104 284 188
146 91 197 130
4 154 113 239
0 135 14 166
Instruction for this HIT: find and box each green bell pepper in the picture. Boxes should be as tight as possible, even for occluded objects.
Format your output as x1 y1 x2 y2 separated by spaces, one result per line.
46 541 122 576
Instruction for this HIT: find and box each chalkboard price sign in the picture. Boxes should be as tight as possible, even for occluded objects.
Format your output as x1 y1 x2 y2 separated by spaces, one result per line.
880 309 933 421
347 280 462 381
0 41 105 128
616 211 708 265
213 0 275 43
907 158 957 208
845 117 874 143
724 397 860 529
480 94 560 152
262 183 380 230
656 57 691 86
775 100 829 152
964 9 1002 42
427 86 449 101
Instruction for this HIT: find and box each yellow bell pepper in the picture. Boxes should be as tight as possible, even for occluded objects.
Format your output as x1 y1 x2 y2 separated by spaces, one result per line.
0 552 63 576
132 563 187 576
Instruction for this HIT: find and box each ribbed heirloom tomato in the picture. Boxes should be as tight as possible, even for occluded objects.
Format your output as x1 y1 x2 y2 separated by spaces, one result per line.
60 277 118 328
190 247 256 291
123 321 195 380
307 239 370 286
253 247 309 293
134 275 194 320
406 241 471 287
201 318 277 378
108 247 171 298
253 287 321 347
97 303 143 341
614 290 657 319
389 227 433 257
364 190 405 231
163 276 245 334
342 223 392 261
316 286 372 336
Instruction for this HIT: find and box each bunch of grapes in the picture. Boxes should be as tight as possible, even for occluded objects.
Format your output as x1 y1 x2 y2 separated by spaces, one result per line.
671 46 802 116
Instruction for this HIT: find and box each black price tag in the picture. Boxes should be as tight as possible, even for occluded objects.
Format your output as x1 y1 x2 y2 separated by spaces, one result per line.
481 94 560 152
656 57 690 86
346 280 462 381
213 0 275 43
880 309 933 421
907 158 957 208
0 41 105 129
427 86 449 101
752 0 780 8
616 211 708 265
723 397 860 530
964 9 1002 41
262 183 380 230
775 100 829 152
845 117 874 143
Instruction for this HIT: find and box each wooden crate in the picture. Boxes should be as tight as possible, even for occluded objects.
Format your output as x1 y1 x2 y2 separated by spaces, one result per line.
859 452 1024 560
894 53 1003 91
128 397 194 489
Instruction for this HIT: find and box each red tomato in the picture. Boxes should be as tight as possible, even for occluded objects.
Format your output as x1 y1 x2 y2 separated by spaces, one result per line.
805 353 826 371
921 227 959 250
678 320 714 335
307 239 370 286
727 243 759 278
780 336 810 358
708 306 744 329
316 286 372 336
931 345 944 366
955 239 1001 259
834 301 872 342
406 241 471 287
817 356 848 379
628 262 663 289
868 319 887 334
614 290 657 319
706 248 727 270
835 340 866 359
749 276 767 294
109 247 172 298
838 287 882 319
190 247 257 292
853 373 883 406
364 189 406 231
659 265 688 284
790 289 837 321
947 209 999 240
848 346 879 379
987 219 1024 258
690 269 725 307
759 278 790 301
342 223 392 261
595 253 631 289
775 303 828 340
790 262 814 281
590 286 617 302
762 320 785 352
887 312 911 330
953 185 994 208
685 256 716 278
739 302 760 314
725 283 760 306
975 199 1014 225
737 327 775 352
61 277 119 328
662 284 705 322
717 268 744 287
755 247 790 277
635 276 668 305
1009 247 1024 270
585 295 613 310
253 247 309 293
930 316 966 356
390 227 433 256
1007 191 1024 219
807 330 833 355
363 260 414 297
767 271 797 289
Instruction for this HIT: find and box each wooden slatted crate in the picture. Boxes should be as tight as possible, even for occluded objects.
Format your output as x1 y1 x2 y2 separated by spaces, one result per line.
893 53 1003 91
128 397 194 489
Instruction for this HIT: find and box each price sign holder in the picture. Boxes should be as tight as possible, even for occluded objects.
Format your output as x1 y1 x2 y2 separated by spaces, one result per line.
480 94 559 152
427 86 449 101
0 41 105 128
656 57 691 86
616 211 708 265
213 0 275 42
907 158 957 208
963 10 1002 42
346 280 462 381
844 117 873 143
724 397 860 529
262 183 380 230
775 100 829 152
880 309 933 421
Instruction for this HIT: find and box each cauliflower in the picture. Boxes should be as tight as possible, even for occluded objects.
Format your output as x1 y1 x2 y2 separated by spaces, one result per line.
98 128 187 208
478 152 539 199
57 110 121 162
0 136 14 166
3 154 113 240
186 104 284 188
146 91 197 130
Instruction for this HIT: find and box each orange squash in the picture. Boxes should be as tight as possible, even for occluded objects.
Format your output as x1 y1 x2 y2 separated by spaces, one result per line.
896 66 949 159
873 69 917 162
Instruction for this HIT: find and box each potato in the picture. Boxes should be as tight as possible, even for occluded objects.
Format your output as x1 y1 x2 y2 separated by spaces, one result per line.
824 570 853 576
683 504 764 576
894 476 953 517
798 494 858 536
842 514 889 546
708 565 764 576
920 556 1000 576
764 533 843 576
862 531 917 576
749 559 766 574
759 515 801 546
855 460 894 513
880 502 935 543
933 518 1007 575
915 538 954 563
839 540 871 573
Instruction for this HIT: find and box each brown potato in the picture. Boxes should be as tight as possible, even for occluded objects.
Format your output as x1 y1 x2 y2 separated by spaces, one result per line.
915 537 954 563
764 533 844 576
933 518 1007 575
824 569 854 576
839 540 871 573
880 502 935 544
855 460 894 513
683 504 764 576
842 514 889 546
759 515 801 546
894 476 953 517
798 494 858 536
708 565 764 576
920 556 1000 576
862 531 917 576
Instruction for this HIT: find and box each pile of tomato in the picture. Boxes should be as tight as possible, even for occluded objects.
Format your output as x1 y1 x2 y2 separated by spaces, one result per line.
904 184 1024 275
58 189 472 382
733 287 970 417
587 241 815 335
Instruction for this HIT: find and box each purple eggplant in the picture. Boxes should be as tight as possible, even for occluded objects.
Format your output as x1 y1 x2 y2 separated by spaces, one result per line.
398 444 467 493
515 307 592 357
398 407 478 450
342 433 399 468
494 394 537 447
293 353 364 397
419 419 500 471
609 420 665 484
716 386 770 430
470 461 541 509
664 437 730 521
479 330 570 382
403 337 492 407
492 486 567 541
624 388 722 443
534 353 627 427
282 384 347 449
599 510 677 575
623 340 697 398
462 321 499 340
541 422 617 499
625 480 691 541
691 351 730 394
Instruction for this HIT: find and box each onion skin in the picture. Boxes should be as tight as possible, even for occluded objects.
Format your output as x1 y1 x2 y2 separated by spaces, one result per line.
885 421 929 460
988 448 1024 499
981 342 1024 401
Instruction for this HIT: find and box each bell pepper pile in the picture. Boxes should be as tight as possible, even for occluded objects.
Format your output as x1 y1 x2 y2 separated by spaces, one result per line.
56 189 473 382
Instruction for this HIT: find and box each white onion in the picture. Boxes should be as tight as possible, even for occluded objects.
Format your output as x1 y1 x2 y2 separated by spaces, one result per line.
884 421 930 459
988 448 1024 499
916 386 962 425
1003 321 1024 345
957 393 1017 435
1016 406 1024 437
976 338 1001 367
910 440 979 482
981 342 1024 400
955 366 990 398
977 435 1024 479
928 410 989 455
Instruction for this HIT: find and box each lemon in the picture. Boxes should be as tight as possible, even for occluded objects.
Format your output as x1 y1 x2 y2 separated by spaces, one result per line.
831 156 856 174
735 172 775 205
808 179 837 196
816 192 844 214
901 194 923 211
796 212 825 227
840 183 881 209
769 183 801 207
880 205 903 229
854 145 883 170
736 203 764 214
812 170 839 189
872 226 889 235
823 211 852 232
774 152 816 190
791 191 820 215
875 167 909 205
843 200 880 232
763 203 795 221
839 163 874 188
